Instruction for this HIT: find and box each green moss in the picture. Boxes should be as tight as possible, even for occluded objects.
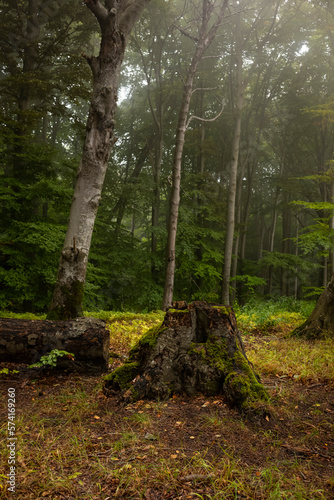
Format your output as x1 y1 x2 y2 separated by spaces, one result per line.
233 350 260 381
103 362 140 391
190 334 268 408
189 336 232 373
47 280 84 320
224 352 269 409
224 366 269 410
128 324 166 361
168 309 190 314
232 351 269 402
205 336 232 372
212 306 231 315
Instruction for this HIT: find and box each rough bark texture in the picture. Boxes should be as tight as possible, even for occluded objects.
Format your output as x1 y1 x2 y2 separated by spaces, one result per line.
48 0 150 320
0 317 109 373
103 302 268 411
292 274 334 339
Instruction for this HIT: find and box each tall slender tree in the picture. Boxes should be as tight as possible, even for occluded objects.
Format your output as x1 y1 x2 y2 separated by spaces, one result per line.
162 0 229 310
221 0 281 304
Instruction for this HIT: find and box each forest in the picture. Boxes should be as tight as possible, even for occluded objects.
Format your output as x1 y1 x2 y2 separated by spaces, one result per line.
1 0 334 314
1 1 334 499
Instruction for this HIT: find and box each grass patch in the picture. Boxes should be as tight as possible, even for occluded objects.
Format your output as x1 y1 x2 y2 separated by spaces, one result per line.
236 298 315 334
0 303 333 499
246 336 334 382
91 310 164 354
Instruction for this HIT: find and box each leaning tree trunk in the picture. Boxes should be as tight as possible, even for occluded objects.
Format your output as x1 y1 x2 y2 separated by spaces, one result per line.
47 0 149 320
0 317 109 373
103 302 268 412
292 274 334 339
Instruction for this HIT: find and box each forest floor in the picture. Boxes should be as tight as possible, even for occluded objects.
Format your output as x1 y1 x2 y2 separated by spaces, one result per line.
0 310 334 499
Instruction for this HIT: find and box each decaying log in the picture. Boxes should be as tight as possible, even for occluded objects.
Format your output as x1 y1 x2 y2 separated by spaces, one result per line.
0 317 109 373
103 301 268 411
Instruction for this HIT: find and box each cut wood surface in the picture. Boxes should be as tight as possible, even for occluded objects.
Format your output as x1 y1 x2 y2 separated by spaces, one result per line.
0 317 110 373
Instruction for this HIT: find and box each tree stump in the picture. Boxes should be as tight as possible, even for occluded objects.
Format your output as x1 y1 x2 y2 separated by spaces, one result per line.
103 302 268 411
0 317 110 373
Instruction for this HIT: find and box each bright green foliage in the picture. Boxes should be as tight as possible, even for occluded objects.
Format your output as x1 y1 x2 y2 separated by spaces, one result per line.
0 368 19 378
236 297 316 332
260 251 318 274
28 350 75 369
233 275 266 297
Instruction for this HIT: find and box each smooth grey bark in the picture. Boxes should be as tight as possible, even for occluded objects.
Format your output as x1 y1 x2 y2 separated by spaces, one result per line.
48 0 150 320
162 0 229 310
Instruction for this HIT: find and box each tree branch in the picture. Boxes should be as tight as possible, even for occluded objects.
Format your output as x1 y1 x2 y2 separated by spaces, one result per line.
119 0 151 35
186 99 225 129
84 0 108 27
173 24 199 42
192 86 219 95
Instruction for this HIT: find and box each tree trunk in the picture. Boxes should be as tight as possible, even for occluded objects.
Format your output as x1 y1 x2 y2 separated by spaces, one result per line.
292 273 334 339
103 301 268 413
0 317 109 373
230 154 248 301
162 65 196 310
222 9 243 305
112 137 153 240
267 150 285 295
151 127 163 280
281 192 292 296
162 0 229 310
47 0 150 320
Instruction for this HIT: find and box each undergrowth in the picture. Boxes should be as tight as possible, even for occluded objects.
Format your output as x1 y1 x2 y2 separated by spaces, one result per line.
235 297 316 333
0 299 333 499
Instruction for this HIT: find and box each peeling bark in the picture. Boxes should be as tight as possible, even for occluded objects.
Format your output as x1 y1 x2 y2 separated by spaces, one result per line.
48 0 150 319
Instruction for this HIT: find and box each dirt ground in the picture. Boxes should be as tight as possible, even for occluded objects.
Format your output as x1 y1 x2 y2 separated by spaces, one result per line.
1 358 334 499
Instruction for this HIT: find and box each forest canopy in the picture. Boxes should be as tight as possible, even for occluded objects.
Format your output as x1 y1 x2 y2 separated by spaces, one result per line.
1 0 334 313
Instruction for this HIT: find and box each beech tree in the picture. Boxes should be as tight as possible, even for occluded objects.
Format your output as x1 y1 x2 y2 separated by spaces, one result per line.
48 0 150 319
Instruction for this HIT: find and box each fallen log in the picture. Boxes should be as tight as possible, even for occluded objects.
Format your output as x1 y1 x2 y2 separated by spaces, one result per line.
0 317 110 373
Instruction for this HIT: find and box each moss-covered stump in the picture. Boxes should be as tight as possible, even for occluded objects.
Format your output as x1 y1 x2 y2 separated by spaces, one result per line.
103 301 268 411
